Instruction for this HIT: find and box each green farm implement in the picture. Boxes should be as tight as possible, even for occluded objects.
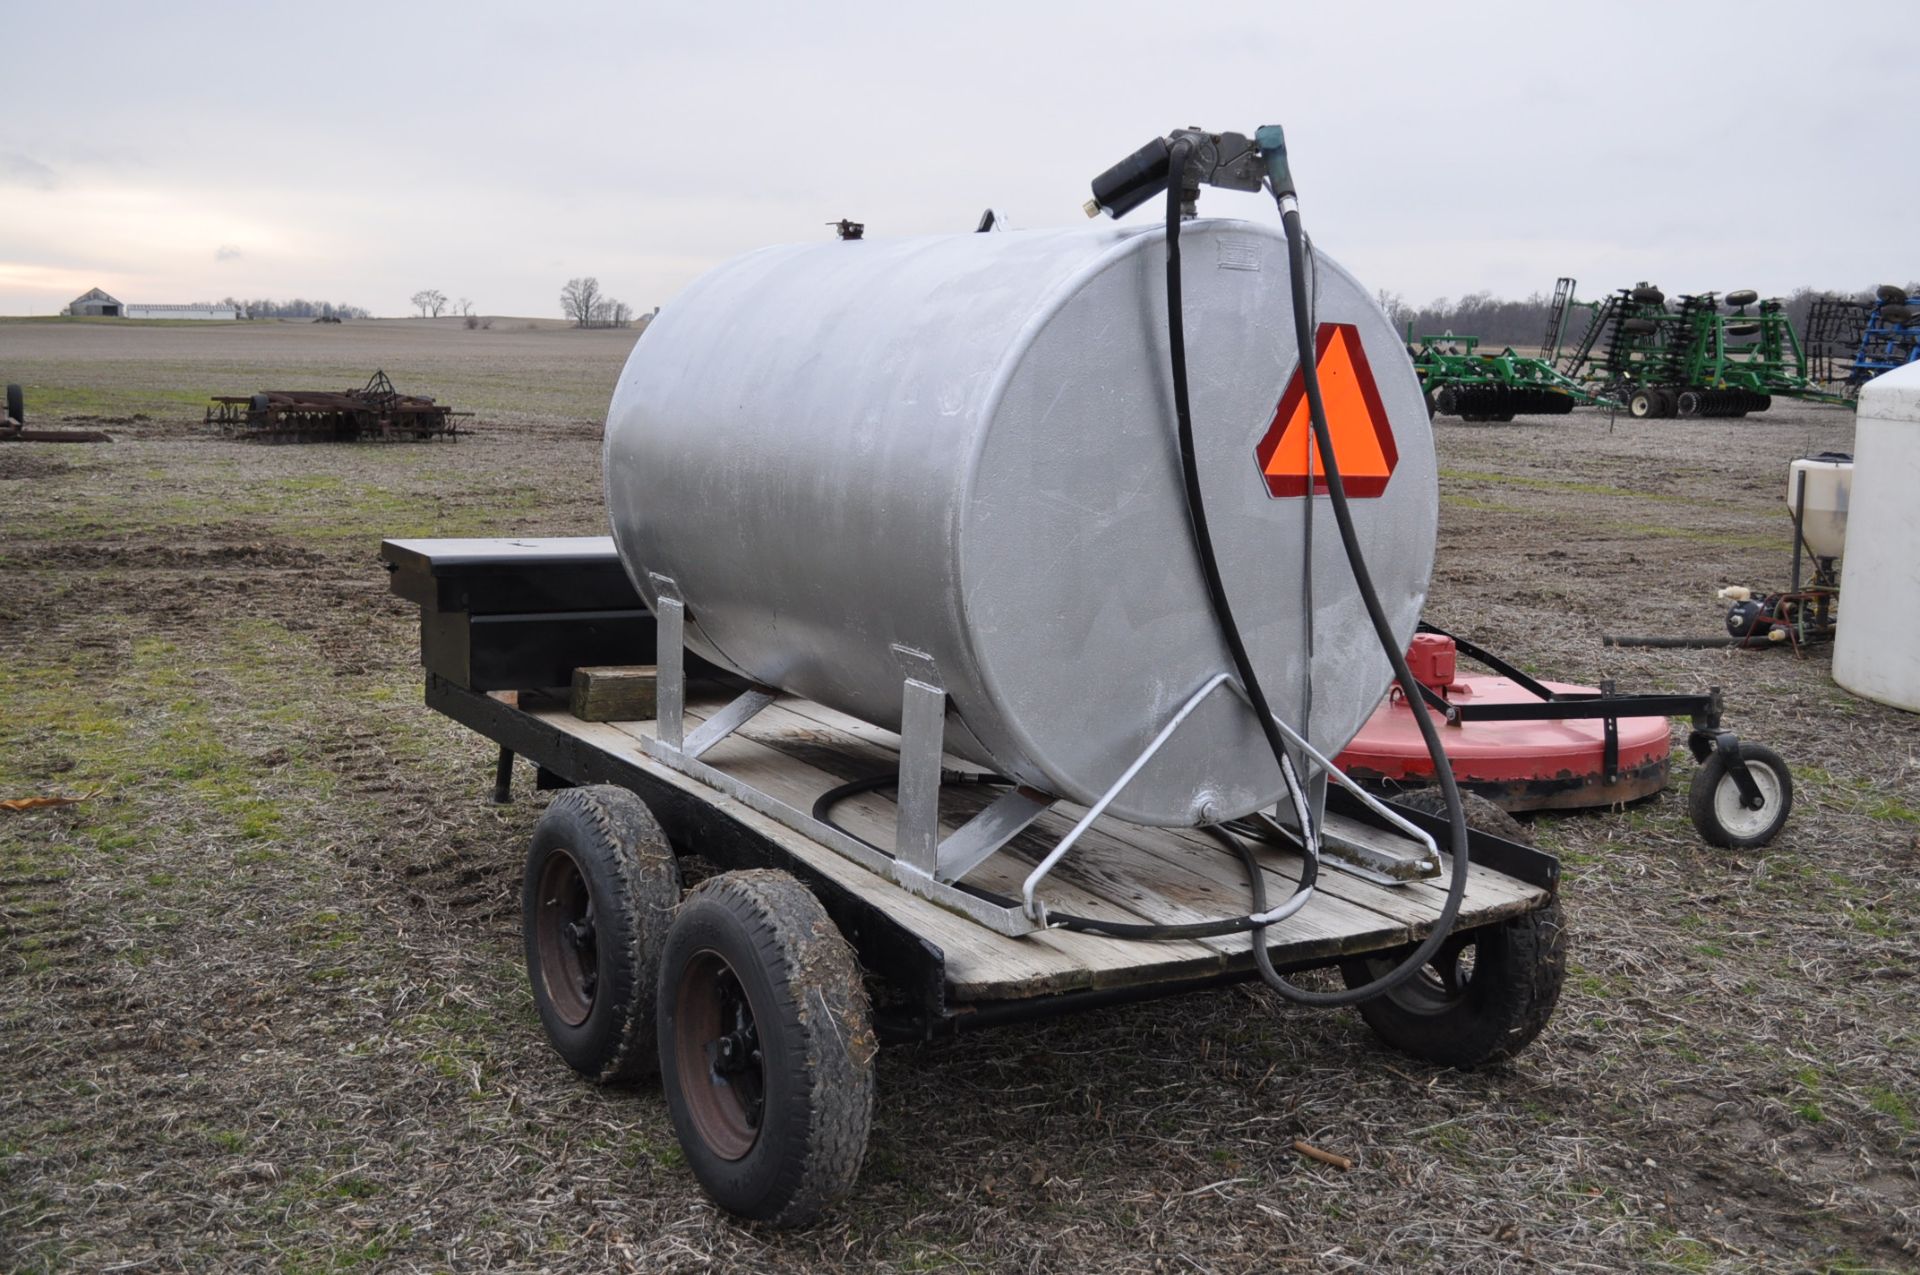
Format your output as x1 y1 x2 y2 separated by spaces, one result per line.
1544 278 1845 417
1408 332 1607 420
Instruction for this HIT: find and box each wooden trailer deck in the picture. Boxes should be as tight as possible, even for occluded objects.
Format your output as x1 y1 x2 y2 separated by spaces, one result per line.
525 684 1550 1004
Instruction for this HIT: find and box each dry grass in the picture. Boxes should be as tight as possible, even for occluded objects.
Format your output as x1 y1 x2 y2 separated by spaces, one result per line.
1 320 1916 1273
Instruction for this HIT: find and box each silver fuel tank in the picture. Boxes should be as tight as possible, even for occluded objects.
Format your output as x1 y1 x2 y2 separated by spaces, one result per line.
604 218 1436 826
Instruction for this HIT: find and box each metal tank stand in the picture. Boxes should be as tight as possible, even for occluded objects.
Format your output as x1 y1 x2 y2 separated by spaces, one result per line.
635 576 1436 936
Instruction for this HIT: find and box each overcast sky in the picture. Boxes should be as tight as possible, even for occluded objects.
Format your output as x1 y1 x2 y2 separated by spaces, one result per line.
2 1 1910 319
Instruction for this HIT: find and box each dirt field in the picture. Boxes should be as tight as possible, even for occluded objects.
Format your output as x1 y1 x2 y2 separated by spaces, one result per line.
2 318 1915 1274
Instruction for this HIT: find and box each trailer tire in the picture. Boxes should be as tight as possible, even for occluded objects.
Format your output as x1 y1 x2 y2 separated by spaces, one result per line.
1687 741 1792 850
1342 792 1562 1069
1724 289 1758 307
1341 899 1565 1070
522 785 681 1084
5 383 22 426
658 870 874 1228
1629 389 1656 418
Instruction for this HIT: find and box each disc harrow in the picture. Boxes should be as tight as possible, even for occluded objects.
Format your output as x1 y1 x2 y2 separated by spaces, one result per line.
206 369 470 443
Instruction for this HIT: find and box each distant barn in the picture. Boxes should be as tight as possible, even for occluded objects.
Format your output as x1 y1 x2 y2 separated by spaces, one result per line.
66 287 122 317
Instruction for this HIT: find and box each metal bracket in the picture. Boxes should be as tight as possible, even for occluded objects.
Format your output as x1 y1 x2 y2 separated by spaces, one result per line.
649 574 685 752
1715 730 1765 809
1599 678 1620 785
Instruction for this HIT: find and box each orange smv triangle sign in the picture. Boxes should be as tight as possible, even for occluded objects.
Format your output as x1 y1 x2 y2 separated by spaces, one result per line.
1254 322 1399 499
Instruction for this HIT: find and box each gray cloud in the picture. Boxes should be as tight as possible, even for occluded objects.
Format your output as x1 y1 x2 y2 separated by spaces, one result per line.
0 151 58 190
215 244 243 262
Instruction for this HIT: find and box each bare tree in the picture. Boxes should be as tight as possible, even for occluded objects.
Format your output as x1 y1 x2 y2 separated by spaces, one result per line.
560 277 602 327
411 288 448 318
456 297 473 317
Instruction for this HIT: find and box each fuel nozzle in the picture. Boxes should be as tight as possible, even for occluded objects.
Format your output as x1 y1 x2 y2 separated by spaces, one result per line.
1085 127 1267 219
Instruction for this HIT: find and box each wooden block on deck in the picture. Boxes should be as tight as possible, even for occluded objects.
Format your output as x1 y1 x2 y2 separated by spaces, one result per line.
569 665 658 722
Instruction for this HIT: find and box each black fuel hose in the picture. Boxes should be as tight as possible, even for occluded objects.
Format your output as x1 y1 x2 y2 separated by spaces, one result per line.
1236 174 1472 1006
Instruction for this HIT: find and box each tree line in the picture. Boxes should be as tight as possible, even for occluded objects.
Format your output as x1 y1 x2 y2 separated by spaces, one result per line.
219 297 371 320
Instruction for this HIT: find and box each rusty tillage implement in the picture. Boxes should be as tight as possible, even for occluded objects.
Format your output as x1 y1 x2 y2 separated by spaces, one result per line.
206 369 469 443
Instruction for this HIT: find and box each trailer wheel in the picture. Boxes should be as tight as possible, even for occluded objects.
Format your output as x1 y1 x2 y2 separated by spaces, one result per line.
1341 900 1566 1070
1724 289 1758 308
658 869 874 1228
1687 741 1792 850
522 785 681 1083
1343 794 1564 1069
5 383 22 426
1628 389 1656 418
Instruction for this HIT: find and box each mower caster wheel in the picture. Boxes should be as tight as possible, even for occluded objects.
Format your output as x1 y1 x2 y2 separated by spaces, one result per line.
523 785 682 1083
1341 900 1567 1070
658 870 875 1228
1688 741 1792 849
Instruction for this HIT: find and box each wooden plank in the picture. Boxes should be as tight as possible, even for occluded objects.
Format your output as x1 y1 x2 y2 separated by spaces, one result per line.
569 665 658 722
640 700 1430 967
742 698 1535 941
603 711 1235 988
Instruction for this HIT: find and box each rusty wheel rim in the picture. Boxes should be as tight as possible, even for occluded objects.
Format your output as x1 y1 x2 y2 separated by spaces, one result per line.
674 950 765 1162
534 848 597 1027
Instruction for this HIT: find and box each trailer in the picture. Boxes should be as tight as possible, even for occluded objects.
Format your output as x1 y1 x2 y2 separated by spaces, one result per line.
382 535 1565 1225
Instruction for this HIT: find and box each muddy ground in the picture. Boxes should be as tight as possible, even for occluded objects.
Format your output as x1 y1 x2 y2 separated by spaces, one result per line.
1 319 1915 1273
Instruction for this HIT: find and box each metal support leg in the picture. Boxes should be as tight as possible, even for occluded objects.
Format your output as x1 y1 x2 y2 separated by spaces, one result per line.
491 745 514 804
895 676 946 879
652 582 685 751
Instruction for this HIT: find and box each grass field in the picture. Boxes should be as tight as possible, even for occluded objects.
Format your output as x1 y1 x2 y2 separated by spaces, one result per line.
1 319 1915 1273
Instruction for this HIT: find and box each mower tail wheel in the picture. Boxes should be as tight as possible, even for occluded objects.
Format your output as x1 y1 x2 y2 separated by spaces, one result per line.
522 785 682 1083
1688 741 1792 849
658 869 875 1228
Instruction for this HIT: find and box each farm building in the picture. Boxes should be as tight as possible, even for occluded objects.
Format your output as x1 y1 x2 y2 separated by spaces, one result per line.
66 287 122 317
63 290 237 320
123 302 238 320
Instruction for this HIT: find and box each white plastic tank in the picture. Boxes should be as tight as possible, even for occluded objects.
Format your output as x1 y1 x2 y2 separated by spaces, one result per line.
1833 361 1920 712
605 220 1437 825
1786 454 1851 558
